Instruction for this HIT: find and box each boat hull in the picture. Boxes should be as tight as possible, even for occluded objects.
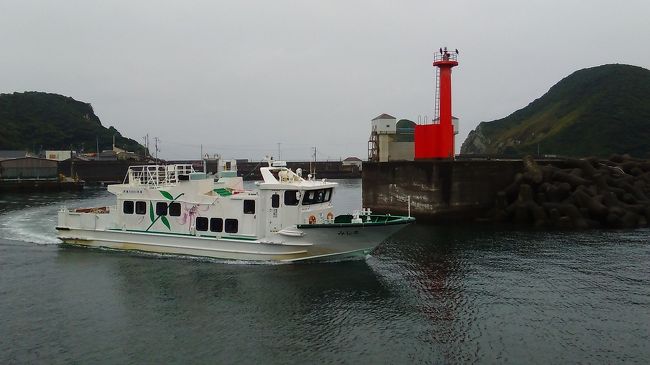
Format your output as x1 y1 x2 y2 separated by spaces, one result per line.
56 220 411 262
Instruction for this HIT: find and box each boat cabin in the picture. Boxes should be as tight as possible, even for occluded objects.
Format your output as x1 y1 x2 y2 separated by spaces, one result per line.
105 163 337 241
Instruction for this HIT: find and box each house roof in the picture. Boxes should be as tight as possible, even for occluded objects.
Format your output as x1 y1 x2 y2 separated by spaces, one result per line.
0 156 57 165
396 119 416 129
0 150 29 160
343 156 362 161
372 113 396 121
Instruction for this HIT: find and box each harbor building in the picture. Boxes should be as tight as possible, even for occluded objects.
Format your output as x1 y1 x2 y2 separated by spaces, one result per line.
0 157 57 180
45 150 73 161
367 114 416 162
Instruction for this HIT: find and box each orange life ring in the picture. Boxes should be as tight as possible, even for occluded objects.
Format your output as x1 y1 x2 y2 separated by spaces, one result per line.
326 212 334 220
308 215 316 224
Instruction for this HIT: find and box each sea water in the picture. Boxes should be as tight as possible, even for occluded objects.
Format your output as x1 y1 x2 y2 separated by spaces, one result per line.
0 181 649 364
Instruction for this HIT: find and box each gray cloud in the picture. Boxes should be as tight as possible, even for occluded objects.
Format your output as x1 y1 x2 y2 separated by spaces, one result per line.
1 0 648 160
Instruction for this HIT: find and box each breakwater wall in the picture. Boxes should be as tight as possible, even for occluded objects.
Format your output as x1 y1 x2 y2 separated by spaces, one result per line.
362 159 567 222
58 160 133 183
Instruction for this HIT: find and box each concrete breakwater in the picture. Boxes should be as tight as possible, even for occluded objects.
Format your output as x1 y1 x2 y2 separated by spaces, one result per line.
58 159 133 184
362 156 650 228
362 159 538 221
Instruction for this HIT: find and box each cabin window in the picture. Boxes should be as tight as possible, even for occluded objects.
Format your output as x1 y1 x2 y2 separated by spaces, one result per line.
243 200 255 214
225 219 238 233
123 201 134 214
302 190 316 205
196 217 208 231
210 218 223 232
303 191 313 205
135 201 147 215
156 202 168 216
169 202 181 217
284 190 299 206
271 194 280 208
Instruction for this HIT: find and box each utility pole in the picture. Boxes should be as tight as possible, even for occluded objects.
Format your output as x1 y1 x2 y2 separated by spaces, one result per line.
154 137 160 161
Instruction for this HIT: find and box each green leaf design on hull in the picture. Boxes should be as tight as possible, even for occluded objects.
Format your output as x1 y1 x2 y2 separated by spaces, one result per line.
145 191 185 232
160 216 171 230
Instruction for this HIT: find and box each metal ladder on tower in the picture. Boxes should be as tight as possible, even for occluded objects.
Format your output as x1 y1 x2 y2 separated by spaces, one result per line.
433 67 440 123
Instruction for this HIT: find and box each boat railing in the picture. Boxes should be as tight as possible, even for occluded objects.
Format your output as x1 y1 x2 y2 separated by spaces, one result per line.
126 164 196 187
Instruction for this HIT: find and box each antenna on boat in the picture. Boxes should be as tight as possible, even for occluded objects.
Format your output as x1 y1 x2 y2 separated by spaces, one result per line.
200 144 207 173
310 146 317 179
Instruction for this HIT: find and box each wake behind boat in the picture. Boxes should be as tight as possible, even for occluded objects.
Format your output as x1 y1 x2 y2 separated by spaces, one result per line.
56 160 414 262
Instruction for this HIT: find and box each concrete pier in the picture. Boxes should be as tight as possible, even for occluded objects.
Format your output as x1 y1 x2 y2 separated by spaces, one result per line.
362 159 528 222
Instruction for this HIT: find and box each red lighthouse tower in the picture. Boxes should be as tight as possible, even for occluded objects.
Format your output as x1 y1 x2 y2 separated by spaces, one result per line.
414 47 459 159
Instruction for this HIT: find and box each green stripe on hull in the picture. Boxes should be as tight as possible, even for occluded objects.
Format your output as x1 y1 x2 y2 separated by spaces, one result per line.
108 228 258 241
58 237 369 263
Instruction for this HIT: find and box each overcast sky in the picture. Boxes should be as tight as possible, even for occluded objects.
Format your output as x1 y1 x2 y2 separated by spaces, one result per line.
1 0 649 160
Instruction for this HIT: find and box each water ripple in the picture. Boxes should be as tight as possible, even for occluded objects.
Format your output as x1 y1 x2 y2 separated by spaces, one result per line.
1 187 650 363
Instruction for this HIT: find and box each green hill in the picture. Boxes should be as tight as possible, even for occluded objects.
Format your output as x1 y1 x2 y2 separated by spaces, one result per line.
0 91 145 154
460 64 650 158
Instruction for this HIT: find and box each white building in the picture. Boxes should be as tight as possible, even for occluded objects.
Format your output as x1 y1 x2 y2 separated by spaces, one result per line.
342 157 363 171
368 114 415 162
45 150 72 161
371 113 397 134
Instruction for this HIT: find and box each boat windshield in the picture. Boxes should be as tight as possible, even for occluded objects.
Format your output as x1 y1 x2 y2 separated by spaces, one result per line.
302 188 332 205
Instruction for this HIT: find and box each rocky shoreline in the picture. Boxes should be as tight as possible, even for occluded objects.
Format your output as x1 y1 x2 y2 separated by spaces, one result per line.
489 155 650 229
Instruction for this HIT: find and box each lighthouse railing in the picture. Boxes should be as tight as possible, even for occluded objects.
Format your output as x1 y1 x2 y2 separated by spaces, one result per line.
433 52 458 63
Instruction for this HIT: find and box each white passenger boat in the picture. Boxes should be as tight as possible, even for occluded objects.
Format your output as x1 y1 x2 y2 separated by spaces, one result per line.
56 161 414 262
